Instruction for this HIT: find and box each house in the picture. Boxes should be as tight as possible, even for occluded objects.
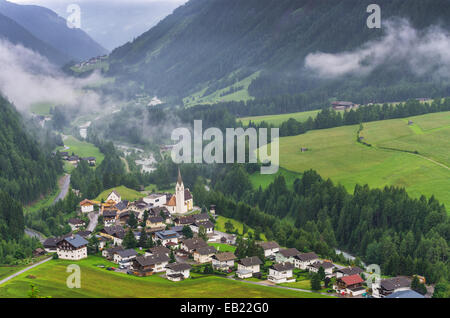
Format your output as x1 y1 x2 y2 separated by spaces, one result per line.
81 157 96 166
147 216 165 229
131 254 170 276
145 246 170 257
102 246 124 260
334 274 366 297
165 169 194 214
149 206 171 223
79 199 98 213
169 226 185 237
43 237 60 253
32 248 46 257
115 200 130 212
155 230 180 246
103 209 117 226
193 246 217 264
180 237 208 253
56 235 88 260
128 200 151 219
332 101 355 111
268 263 296 284
100 226 125 246
76 230 92 239
68 218 85 231
100 200 118 215
191 220 215 234
97 235 109 250
166 263 192 281
258 241 280 258
385 290 425 299
294 252 319 270
237 256 262 279
143 193 167 207
118 210 138 225
372 277 412 298
212 252 236 271
307 261 335 276
275 248 300 264
106 190 121 204
193 213 210 222
67 155 79 165
336 266 364 278
174 215 195 226
113 249 138 267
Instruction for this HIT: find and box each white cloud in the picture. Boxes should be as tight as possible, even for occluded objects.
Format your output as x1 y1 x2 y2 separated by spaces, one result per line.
305 19 450 80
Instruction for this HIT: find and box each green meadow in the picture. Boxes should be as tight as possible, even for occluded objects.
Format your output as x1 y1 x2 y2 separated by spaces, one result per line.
0 257 332 298
249 168 300 190
264 111 450 209
215 216 267 241
95 186 146 202
239 109 321 126
57 136 105 166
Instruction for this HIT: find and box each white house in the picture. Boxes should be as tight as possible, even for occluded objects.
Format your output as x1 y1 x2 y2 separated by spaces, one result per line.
133 254 170 274
212 252 236 271
155 230 180 246
166 263 192 281
294 252 319 270
193 246 217 264
190 220 215 234
237 256 262 279
143 193 167 207
275 248 300 264
80 199 97 213
268 263 296 284
334 274 366 297
258 241 280 258
106 190 122 204
56 235 88 260
307 261 335 276
113 249 138 267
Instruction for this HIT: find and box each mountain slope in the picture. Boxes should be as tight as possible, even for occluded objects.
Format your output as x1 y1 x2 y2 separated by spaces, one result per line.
0 95 62 204
0 12 70 65
108 0 450 103
0 0 107 62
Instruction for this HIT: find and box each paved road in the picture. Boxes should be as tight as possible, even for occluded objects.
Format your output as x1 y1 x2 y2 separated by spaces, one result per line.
0 257 52 286
87 212 99 232
53 174 70 204
24 228 46 243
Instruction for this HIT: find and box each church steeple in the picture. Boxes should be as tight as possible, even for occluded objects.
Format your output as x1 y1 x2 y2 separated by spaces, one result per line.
177 167 183 185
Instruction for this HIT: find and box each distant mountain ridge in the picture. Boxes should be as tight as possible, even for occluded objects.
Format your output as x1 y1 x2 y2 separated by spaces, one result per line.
0 0 107 64
108 0 450 104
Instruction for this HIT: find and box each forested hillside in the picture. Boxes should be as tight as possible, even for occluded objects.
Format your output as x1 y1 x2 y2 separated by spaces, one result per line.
0 95 62 204
108 0 450 105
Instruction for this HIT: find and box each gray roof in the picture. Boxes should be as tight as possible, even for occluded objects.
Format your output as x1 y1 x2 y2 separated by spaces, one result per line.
279 248 300 258
239 256 262 267
182 238 208 250
258 241 280 250
386 290 424 298
116 249 138 258
135 254 170 266
193 213 210 221
272 262 295 272
166 263 192 272
148 216 164 223
64 235 88 248
380 277 412 291
309 261 334 270
295 252 319 262
194 220 214 229
68 218 85 225
195 246 217 255
337 267 364 276
148 246 170 255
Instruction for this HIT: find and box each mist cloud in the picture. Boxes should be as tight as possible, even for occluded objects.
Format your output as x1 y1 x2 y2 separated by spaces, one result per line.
305 19 450 80
0 39 117 112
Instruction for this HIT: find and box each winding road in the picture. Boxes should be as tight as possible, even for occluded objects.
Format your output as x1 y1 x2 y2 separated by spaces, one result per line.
53 174 71 204
0 257 52 286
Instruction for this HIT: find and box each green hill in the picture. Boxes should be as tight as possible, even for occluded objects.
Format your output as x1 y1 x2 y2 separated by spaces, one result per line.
108 0 450 104
95 186 145 202
265 111 450 209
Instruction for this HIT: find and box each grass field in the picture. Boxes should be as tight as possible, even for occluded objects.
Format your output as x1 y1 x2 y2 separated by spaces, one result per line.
0 257 333 298
56 136 105 166
239 109 321 126
249 168 300 190
208 243 237 253
264 112 450 209
24 187 59 213
30 102 53 116
95 186 146 202
215 216 267 241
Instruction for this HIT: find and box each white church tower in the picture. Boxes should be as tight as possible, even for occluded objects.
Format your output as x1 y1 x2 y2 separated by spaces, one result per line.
175 168 186 214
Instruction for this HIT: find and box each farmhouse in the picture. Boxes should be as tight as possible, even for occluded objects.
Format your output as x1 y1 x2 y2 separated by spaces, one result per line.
180 237 208 253
294 252 319 270
193 246 217 264
166 263 192 282
268 263 296 284
332 101 355 111
106 190 122 204
132 254 170 276
79 199 98 213
258 241 280 258
81 157 96 166
212 252 236 271
103 210 118 226
275 248 299 264
237 256 262 279
56 234 88 260
68 218 85 231
334 274 366 297
113 249 138 267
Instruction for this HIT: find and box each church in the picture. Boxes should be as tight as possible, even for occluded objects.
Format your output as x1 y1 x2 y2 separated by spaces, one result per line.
165 168 194 214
